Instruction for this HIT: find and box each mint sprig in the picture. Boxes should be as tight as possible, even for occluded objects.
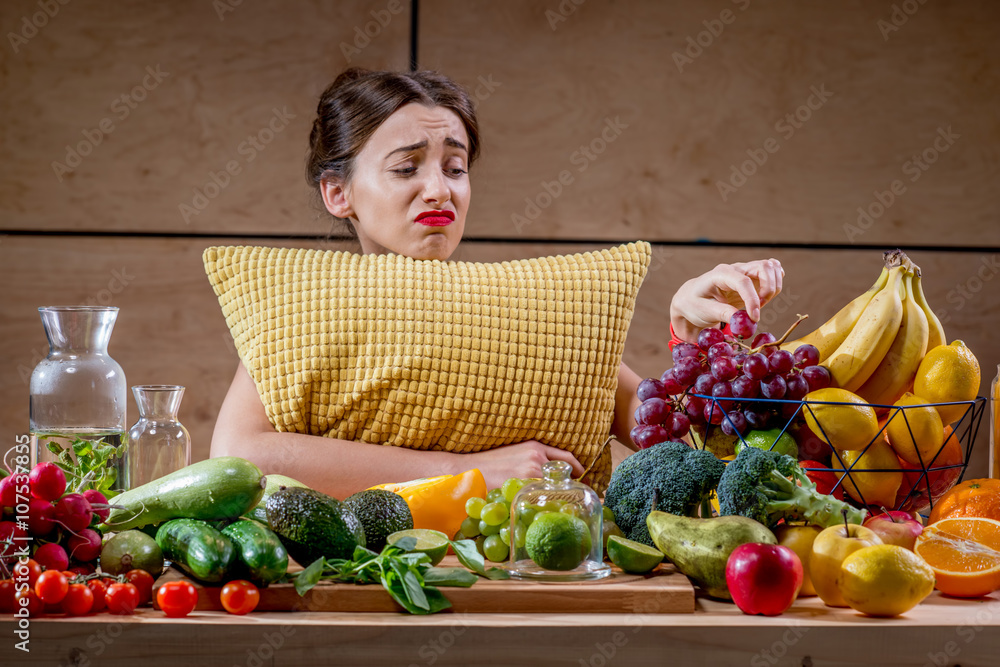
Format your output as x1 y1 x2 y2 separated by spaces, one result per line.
291 537 505 614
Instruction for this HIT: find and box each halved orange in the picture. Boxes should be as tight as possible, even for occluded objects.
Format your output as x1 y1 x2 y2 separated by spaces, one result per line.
913 517 1000 598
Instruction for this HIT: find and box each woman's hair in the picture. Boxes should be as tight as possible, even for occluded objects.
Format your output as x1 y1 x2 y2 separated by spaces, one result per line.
307 68 481 213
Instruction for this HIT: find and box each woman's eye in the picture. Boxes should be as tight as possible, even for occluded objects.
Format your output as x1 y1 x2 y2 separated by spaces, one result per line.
447 167 468 177
391 166 417 176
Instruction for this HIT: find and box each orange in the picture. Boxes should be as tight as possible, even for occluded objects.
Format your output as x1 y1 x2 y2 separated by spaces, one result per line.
895 425 964 514
914 517 1000 597
913 341 981 425
929 478 1000 524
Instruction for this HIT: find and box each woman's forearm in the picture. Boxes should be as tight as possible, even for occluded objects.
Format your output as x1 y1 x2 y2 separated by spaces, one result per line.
212 428 462 499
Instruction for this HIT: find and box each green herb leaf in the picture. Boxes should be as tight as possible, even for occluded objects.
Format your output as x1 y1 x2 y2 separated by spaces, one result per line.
294 557 326 596
423 567 478 588
397 563 428 611
391 535 418 552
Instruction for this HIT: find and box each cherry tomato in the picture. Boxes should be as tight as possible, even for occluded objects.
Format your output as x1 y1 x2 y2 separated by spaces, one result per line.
220 580 260 615
15 589 44 617
87 579 108 613
61 583 94 616
35 570 69 604
13 559 42 587
105 582 139 615
0 579 16 613
124 569 155 606
156 581 198 618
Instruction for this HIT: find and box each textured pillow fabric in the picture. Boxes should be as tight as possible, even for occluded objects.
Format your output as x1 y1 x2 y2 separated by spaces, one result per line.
203 242 651 491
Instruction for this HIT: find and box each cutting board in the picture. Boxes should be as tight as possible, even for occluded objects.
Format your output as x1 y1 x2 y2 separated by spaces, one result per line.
152 557 695 614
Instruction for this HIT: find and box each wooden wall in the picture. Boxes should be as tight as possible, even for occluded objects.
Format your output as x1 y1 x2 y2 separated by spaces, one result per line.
1 1 997 479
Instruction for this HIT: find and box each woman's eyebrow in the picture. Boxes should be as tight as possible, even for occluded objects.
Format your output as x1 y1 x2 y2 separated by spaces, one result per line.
385 137 467 159
445 137 468 152
386 140 427 158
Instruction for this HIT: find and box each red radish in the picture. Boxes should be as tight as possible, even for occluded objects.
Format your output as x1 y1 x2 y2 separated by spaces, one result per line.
0 475 23 508
28 463 67 502
69 563 96 577
82 490 110 523
27 498 56 536
54 494 92 533
66 529 102 563
33 542 70 572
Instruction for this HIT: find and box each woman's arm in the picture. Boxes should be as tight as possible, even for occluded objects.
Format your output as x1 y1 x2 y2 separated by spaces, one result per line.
611 361 643 452
211 362 585 496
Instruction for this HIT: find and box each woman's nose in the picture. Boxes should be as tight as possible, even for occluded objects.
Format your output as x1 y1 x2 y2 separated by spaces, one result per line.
421 169 450 205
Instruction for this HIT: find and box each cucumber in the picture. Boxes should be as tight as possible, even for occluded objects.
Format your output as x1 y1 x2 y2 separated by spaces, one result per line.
222 518 289 585
245 474 309 523
107 457 266 531
156 518 237 583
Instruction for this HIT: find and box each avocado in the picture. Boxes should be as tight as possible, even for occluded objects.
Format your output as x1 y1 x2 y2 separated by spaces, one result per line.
246 474 310 523
265 487 366 566
343 489 414 552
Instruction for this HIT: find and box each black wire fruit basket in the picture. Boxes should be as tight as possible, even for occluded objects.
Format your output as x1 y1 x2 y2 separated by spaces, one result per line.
692 394 987 517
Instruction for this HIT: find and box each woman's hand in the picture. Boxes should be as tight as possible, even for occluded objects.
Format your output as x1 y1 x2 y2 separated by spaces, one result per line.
670 258 784 343
467 441 585 490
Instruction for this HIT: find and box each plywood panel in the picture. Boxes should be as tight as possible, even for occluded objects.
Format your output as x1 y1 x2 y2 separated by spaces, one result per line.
0 0 409 235
1 237 994 480
422 0 1000 247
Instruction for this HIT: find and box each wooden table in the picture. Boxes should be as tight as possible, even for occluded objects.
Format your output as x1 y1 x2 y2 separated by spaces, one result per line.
4 590 1000 666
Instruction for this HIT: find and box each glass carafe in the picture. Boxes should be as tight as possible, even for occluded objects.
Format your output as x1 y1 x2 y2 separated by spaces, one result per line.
29 306 128 492
507 461 610 581
128 385 191 489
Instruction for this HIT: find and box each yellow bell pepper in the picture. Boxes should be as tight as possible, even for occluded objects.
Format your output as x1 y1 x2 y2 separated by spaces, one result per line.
369 468 487 539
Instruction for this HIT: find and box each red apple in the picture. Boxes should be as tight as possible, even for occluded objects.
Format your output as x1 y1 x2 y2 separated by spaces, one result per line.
863 510 923 550
725 543 804 616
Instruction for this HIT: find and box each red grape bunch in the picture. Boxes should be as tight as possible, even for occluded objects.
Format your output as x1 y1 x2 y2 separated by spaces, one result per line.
630 310 832 449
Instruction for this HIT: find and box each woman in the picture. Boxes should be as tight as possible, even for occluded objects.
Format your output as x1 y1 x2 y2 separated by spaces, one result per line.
210 68 783 496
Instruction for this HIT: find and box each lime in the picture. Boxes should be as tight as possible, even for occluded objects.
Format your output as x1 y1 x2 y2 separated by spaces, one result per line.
525 512 592 571
735 428 798 458
606 535 664 574
387 528 449 566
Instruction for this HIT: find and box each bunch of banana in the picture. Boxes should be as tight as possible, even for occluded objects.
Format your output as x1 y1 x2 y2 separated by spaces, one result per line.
782 250 946 405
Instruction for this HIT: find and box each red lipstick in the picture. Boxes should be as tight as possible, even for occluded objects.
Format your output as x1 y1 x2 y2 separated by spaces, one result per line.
415 210 455 226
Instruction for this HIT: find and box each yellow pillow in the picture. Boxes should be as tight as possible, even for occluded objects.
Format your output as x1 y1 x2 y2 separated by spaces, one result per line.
203 242 651 491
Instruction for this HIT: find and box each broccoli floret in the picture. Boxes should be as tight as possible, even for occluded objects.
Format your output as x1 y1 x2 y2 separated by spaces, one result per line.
604 441 726 547
716 446 867 529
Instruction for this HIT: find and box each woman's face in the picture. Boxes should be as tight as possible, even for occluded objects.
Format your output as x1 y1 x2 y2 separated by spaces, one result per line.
323 103 471 261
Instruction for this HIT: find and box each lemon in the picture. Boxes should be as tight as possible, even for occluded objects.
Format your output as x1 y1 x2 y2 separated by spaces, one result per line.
885 392 945 466
831 438 903 508
387 529 449 566
837 544 935 616
735 429 798 458
803 388 879 451
606 535 664 574
525 512 592 571
914 341 981 425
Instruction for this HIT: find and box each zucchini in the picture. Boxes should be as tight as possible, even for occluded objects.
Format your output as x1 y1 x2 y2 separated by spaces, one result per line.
107 457 266 530
222 518 289 585
156 518 236 583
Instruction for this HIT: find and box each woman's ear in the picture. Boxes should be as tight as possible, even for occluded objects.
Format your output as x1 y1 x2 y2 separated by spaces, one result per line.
320 178 354 219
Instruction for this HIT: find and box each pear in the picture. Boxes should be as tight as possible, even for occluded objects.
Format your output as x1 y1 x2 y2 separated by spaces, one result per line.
646 509 776 599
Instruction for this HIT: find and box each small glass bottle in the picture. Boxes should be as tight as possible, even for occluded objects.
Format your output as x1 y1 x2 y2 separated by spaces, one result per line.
507 461 610 581
991 365 999 479
30 306 128 491
127 385 191 489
